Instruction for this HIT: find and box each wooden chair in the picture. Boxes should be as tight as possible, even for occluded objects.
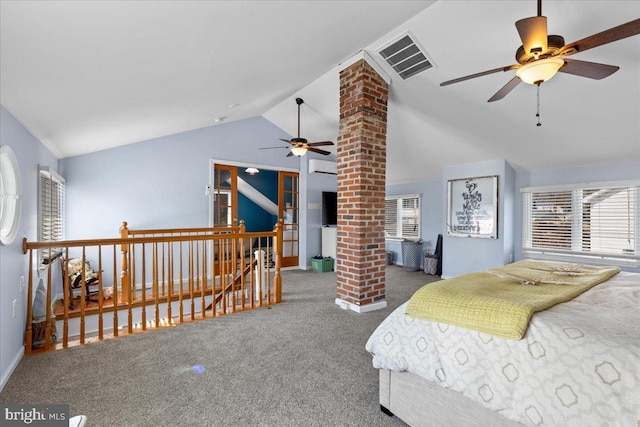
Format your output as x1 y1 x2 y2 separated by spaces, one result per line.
61 257 100 308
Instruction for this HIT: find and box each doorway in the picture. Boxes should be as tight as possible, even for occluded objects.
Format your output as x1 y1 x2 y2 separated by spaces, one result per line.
211 162 299 267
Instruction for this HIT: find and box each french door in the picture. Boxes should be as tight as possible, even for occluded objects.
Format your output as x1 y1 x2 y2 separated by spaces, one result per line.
212 164 238 227
279 171 299 267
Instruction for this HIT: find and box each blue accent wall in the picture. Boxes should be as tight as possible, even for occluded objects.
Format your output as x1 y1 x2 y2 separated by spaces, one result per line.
237 167 279 232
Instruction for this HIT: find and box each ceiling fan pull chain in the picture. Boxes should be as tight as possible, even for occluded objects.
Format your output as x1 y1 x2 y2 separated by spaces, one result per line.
536 83 542 127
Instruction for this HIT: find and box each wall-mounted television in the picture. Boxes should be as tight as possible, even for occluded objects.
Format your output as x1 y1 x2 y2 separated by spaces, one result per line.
322 191 338 226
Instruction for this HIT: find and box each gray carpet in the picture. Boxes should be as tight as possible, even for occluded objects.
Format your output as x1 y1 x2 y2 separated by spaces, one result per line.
0 266 439 426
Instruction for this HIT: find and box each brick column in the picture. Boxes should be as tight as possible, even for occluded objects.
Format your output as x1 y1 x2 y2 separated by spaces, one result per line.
335 53 389 313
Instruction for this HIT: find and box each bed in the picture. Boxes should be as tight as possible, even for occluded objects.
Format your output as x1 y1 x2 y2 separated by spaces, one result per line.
366 260 640 426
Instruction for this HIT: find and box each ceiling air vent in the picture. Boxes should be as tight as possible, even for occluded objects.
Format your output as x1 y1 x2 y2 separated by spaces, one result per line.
378 33 434 80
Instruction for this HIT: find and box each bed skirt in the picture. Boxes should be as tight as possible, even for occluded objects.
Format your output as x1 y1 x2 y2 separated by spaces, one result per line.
378 369 520 426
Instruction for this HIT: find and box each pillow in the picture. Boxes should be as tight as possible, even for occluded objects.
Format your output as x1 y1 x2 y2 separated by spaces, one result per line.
32 279 47 322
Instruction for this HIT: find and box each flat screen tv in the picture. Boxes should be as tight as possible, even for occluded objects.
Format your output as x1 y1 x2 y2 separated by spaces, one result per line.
322 191 338 226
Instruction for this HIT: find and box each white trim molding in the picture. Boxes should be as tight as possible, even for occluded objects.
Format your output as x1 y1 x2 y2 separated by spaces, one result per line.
335 298 387 313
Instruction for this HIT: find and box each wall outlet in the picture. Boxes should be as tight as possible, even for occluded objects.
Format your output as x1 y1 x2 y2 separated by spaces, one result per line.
19 276 25 293
509 253 514 263
12 299 17 318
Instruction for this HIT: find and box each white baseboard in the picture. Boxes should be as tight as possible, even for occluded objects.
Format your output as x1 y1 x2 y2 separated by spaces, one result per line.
0 346 24 393
335 298 387 313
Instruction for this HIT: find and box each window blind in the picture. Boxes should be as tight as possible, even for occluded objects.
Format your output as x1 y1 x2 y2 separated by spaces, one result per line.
522 182 638 262
39 167 65 265
385 194 421 240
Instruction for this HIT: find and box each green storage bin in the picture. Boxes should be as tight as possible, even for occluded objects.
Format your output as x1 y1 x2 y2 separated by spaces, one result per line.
311 257 334 272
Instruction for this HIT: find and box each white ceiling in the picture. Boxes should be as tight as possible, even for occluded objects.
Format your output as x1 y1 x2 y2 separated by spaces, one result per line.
2 1 639 184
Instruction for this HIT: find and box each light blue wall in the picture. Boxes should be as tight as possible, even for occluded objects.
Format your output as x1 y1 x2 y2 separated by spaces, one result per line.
60 117 299 239
442 160 516 278
514 160 640 273
0 106 59 391
304 162 338 267
385 180 443 267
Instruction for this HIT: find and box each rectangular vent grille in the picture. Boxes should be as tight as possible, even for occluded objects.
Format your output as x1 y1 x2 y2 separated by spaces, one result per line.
378 34 433 80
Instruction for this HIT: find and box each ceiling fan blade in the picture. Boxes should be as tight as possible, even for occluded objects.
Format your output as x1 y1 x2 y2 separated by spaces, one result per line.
515 16 548 56
559 18 640 56
307 147 331 156
558 59 619 80
307 141 334 147
441 64 519 86
259 146 288 150
279 138 293 145
286 151 294 157
487 76 521 102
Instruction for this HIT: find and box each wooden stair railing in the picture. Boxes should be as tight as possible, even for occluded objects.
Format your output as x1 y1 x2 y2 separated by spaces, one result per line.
22 221 283 354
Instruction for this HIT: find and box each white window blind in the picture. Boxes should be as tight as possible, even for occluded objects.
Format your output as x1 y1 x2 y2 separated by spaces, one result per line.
385 194 421 240
39 167 65 265
522 182 639 263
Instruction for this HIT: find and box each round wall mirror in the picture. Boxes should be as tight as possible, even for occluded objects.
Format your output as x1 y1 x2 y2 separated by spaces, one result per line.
0 145 22 245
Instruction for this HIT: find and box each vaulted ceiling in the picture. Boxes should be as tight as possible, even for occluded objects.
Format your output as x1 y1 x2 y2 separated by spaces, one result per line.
2 1 639 184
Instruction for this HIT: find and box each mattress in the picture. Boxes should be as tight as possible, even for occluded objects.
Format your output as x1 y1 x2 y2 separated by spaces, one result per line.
365 271 640 426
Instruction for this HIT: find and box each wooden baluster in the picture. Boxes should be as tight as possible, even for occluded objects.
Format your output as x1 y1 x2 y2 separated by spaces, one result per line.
120 222 130 304
161 242 166 297
63 248 70 347
98 245 103 341
154 242 160 328
128 244 135 334
141 244 147 331
201 239 206 318
113 245 119 337
189 241 194 321
231 237 236 312
179 242 184 323
80 247 86 345
274 221 283 304
209 236 216 319
167 242 173 326
222 238 228 314
152 241 156 300
25 244 33 355
239 221 246 310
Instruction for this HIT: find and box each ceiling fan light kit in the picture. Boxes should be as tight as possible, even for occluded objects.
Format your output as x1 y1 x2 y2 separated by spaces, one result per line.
439 0 640 117
290 146 308 157
516 57 565 84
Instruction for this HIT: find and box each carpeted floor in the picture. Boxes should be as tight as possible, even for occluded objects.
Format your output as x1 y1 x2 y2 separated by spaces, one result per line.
0 266 439 426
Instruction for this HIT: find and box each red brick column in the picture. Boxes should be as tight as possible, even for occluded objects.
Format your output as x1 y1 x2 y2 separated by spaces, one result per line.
336 56 389 312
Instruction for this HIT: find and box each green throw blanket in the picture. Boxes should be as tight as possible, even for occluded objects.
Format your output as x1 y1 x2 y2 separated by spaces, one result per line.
405 260 620 340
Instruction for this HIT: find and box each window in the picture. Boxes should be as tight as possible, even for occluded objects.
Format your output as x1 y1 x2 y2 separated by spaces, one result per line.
38 166 65 266
385 194 421 240
522 181 639 265
0 145 22 245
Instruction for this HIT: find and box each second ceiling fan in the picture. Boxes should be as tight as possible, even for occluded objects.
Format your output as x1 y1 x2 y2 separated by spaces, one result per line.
261 98 334 157
440 0 640 102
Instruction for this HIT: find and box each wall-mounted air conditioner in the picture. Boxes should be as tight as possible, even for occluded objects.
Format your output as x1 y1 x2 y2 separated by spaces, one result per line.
309 159 337 175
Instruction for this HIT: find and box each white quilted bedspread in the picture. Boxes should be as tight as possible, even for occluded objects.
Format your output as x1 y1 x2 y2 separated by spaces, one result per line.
365 272 640 426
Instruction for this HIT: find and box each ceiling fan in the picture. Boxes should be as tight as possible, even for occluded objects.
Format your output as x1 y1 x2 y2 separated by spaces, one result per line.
260 97 334 157
440 0 640 103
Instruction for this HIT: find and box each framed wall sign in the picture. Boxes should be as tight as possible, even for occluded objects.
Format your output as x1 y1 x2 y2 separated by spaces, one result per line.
447 175 498 239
